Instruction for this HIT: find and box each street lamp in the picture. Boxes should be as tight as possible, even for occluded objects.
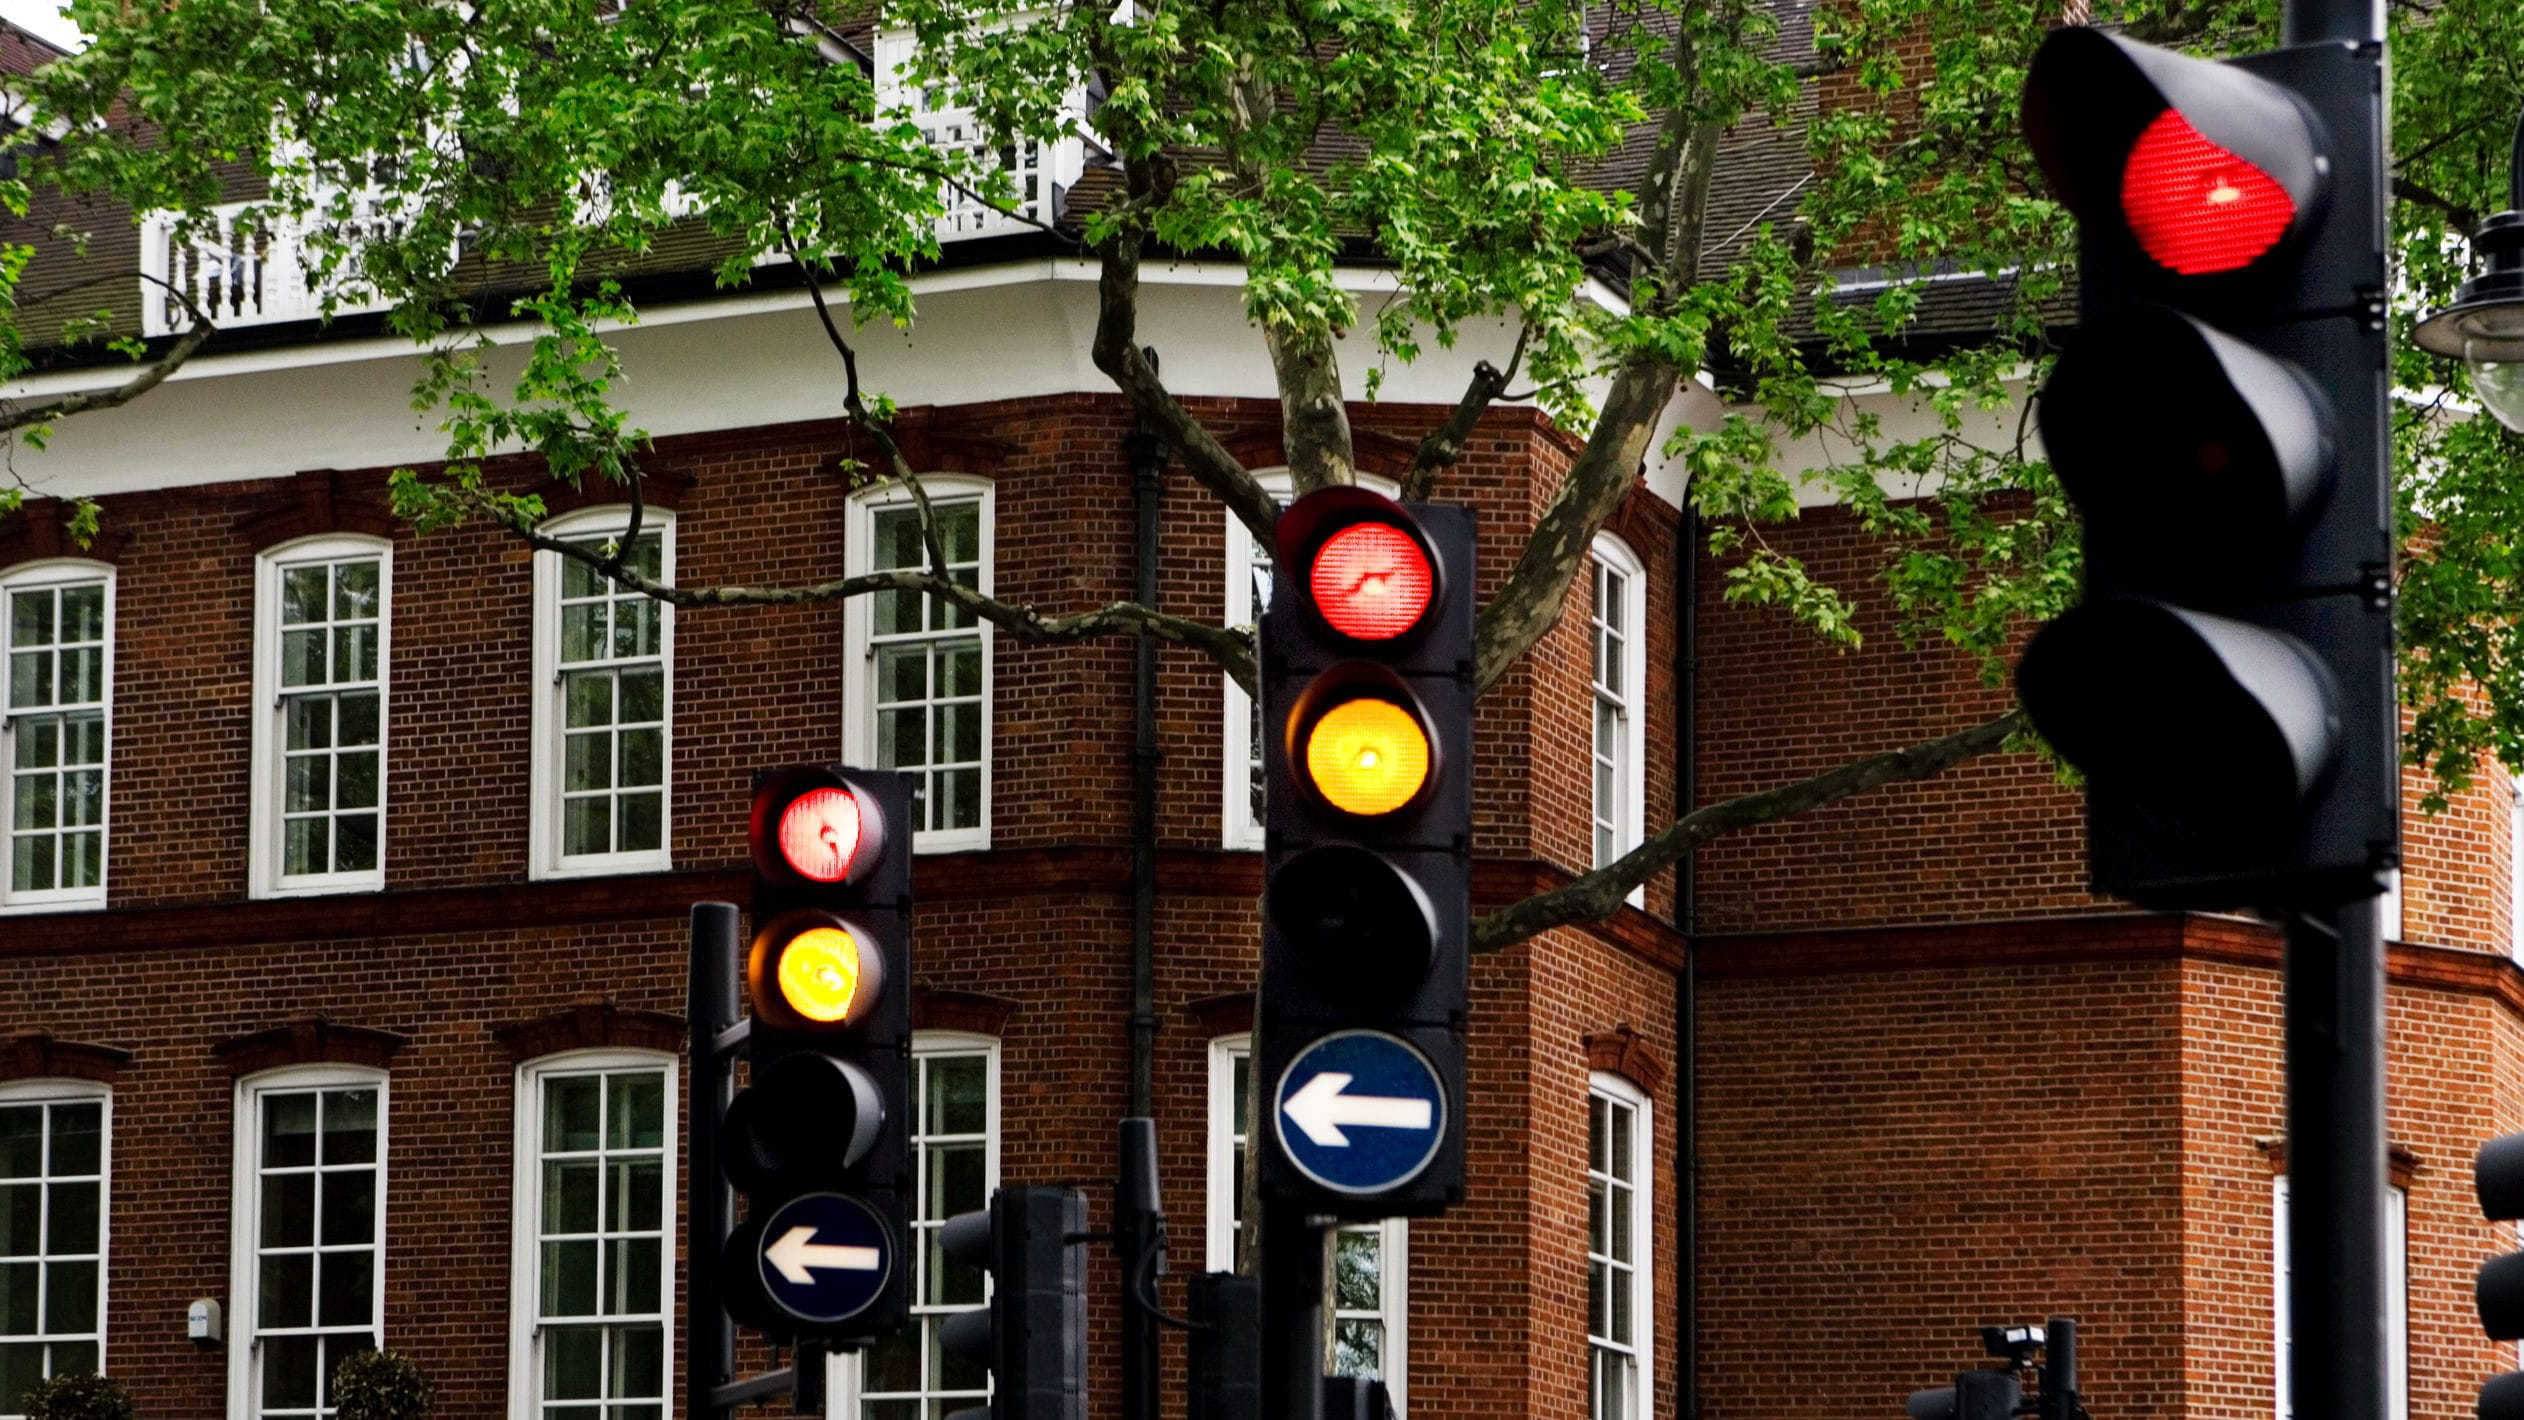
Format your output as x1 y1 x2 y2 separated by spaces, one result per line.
2415 111 2524 432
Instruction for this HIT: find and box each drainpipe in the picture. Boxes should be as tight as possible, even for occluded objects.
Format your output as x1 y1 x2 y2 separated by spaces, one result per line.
1126 346 1167 1119
1675 508 1701 1420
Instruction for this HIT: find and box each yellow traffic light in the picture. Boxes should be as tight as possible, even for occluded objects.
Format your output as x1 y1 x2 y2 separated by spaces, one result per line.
748 911 884 1029
1303 698 1430 816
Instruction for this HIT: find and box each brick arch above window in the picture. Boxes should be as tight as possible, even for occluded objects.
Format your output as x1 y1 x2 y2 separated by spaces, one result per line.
233 468 400 551
212 1012 410 1077
912 987 1018 1037
0 503 127 573
857 406 1025 476
2259 1135 2421 1192
491 996 685 1064
533 464 692 521
0 1029 132 1086
1583 1025 1668 1099
1219 428 1417 481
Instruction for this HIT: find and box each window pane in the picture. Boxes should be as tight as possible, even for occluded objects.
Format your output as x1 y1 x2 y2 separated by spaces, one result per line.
1333 1229 1381 1311
547 1078 602 1153
281 567 327 626
48 1180 98 1254
928 1057 986 1135
0 1342 38 1418
619 668 662 725
339 692 380 748
44 1259 95 1333
264 1334 321 1411
548 1161 600 1236
0 1184 37 1257
324 1091 378 1164
927 1144 985 1222
614 1323 664 1399
259 1253 312 1329
608 1161 663 1233
562 605 602 662
566 673 613 729
606 1238 659 1312
282 627 326 687
336 813 380 873
49 1106 98 1176
1332 1319 1382 1380
337 748 377 807
265 1095 319 1168
262 1173 315 1249
318 1250 373 1326
544 1240 599 1316
565 797 610 857
321 1170 376 1246
336 560 380 620
616 792 663 854
0 1113 38 1180
336 624 377 684
566 732 611 792
545 1326 603 1400
611 1075 664 1150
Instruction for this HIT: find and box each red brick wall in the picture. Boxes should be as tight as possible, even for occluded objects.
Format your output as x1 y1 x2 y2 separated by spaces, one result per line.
0 391 1687 1418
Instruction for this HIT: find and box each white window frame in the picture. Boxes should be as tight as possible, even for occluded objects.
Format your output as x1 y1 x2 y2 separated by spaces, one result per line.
832 1031 1001 1417
1588 1070 1653 1420
529 508 675 880
0 560 113 915
2272 1175 2405 1420
250 536 392 899
506 1049 678 1419
228 1064 390 1420
844 476 994 852
1203 1034 1407 1408
1220 472 1402 850
1589 534 1648 900
0 1078 111 1418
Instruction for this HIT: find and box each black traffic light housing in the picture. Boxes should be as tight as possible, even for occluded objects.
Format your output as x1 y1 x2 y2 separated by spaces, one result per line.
1257 488 1473 1219
2474 1135 2524 1420
719 765 913 1342
939 1186 1089 1420
2014 30 2395 909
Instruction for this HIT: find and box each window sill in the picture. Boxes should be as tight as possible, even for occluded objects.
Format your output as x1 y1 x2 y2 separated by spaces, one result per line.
0 894 108 917
535 851 674 882
255 875 388 901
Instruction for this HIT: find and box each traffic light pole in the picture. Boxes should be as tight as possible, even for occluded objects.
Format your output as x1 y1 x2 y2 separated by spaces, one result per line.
2280 0 2381 45
2282 900 2390 1420
688 902 741 1420
1259 1200 1329 1420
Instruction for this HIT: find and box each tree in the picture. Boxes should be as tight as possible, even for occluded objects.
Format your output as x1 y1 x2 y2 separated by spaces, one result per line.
9 0 2522 947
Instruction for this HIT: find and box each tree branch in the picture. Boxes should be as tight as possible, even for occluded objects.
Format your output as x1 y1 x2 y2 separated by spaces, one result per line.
1090 226 1282 545
0 273 218 434
1470 707 2030 951
2390 174 2480 235
1401 326 1528 503
485 495 1261 691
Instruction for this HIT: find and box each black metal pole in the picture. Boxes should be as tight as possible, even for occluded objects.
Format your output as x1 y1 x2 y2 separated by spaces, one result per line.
2281 0 2381 45
1126 349 1167 1122
2041 1317 2077 1420
1118 1118 1165 1420
687 902 741 1420
1259 1200 1328 1420
2283 900 2389 1420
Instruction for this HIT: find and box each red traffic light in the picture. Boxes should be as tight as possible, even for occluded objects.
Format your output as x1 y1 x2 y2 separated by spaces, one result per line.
2122 109 2296 275
751 769 888 888
1310 522 1435 640
1277 486 1443 644
2022 26 2322 281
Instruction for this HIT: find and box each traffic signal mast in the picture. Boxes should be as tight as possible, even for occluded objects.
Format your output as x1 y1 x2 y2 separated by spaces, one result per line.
690 766 915 1415
1256 488 1474 1419
2014 28 2392 1420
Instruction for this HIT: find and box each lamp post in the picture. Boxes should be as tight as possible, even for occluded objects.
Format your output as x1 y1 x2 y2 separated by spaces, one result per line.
2415 109 2524 432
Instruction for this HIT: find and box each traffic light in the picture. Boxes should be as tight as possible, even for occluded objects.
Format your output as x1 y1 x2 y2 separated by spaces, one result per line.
2012 27 2395 908
718 765 913 1342
1256 487 1473 1217
2474 1134 2524 1419
937 1186 1088 1420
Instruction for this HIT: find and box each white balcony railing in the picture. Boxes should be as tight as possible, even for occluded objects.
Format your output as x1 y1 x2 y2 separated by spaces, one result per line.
138 193 414 337
139 130 1084 336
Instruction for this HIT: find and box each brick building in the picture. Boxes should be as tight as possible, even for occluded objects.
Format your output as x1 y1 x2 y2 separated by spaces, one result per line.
0 11 2518 1420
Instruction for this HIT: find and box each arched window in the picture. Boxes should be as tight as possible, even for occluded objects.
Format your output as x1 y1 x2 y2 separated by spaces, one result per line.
1587 1069 1652 1420
845 476 994 850
530 508 675 879
251 535 391 897
0 559 113 913
0 1079 109 1416
229 1065 388 1420
508 1049 676 1419
1588 534 1647 888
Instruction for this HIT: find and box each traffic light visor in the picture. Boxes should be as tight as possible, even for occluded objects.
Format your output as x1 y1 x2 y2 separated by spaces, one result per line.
1266 844 1439 1001
2023 26 2323 276
749 911 887 1029
2016 598 2341 829
2042 304 2334 603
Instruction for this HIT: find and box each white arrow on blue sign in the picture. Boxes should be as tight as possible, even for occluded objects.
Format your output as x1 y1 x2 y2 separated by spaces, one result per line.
1272 1029 1447 1196
756 1192 895 1325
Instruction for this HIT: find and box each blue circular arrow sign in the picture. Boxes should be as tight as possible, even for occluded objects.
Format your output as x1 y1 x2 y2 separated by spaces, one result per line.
1273 1030 1447 1196
756 1192 895 1325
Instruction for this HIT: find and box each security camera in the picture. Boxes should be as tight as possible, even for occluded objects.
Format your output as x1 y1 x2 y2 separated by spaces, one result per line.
1981 1325 2047 1365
